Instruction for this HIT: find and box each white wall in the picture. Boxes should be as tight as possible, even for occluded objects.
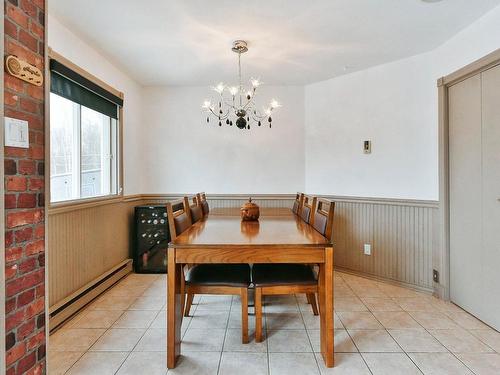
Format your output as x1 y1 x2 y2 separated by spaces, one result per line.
305 5 500 200
48 15 144 194
142 86 305 194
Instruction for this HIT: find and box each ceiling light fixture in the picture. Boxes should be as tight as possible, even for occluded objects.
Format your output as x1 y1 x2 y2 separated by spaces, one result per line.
202 40 280 130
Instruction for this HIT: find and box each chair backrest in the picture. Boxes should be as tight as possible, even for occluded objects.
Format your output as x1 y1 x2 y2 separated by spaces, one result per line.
312 198 335 239
166 197 192 240
198 192 210 216
292 192 304 215
188 194 204 223
300 195 317 224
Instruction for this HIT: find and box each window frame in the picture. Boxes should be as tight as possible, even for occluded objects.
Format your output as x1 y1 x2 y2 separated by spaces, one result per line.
48 49 124 210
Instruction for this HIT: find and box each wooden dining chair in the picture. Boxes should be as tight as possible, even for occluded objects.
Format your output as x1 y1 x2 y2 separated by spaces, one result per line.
292 192 304 215
166 197 193 318
252 196 335 343
188 194 204 223
168 195 251 344
198 192 210 216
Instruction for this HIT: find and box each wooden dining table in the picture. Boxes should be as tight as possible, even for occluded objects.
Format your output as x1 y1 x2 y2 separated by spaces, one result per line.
167 207 334 368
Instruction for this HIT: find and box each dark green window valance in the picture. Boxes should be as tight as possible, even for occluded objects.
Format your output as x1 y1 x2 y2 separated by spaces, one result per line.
50 59 123 119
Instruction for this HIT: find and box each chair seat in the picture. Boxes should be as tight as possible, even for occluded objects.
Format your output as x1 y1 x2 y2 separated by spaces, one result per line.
252 264 317 287
186 264 251 287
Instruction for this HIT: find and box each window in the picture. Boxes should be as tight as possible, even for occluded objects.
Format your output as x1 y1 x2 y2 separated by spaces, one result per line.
49 58 122 203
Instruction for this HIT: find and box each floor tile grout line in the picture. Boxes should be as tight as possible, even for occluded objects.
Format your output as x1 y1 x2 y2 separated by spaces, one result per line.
112 305 163 374
217 295 233 375
296 294 322 375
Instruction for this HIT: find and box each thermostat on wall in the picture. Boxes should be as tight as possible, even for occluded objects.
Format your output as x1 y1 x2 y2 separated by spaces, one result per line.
4 117 29 148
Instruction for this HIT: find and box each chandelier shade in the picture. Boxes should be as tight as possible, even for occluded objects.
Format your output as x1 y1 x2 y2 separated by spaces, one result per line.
202 40 280 130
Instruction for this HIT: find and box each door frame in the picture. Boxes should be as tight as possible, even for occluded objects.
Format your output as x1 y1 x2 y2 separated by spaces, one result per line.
437 48 500 300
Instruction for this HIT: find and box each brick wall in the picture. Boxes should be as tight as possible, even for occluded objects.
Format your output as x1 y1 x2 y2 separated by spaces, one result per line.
4 0 46 374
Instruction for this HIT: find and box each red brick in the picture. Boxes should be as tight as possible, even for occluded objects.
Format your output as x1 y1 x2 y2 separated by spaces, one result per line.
5 159 17 175
32 0 44 8
7 309 26 332
5 90 19 107
5 194 17 209
25 298 45 319
6 342 26 366
35 283 45 298
15 226 34 242
7 210 33 227
34 132 44 145
28 178 44 191
6 3 29 28
6 366 15 375
18 160 36 175
19 258 37 275
6 298 17 314
7 209 44 228
20 0 37 17
18 290 36 308
30 22 43 40
6 231 15 248
30 145 44 160
19 29 39 53
6 269 44 297
7 176 27 192
5 146 28 158
5 75 25 94
20 258 37 275
18 193 37 208
26 239 44 255
17 351 37 374
6 264 18 280
20 97 40 114
6 247 23 262
18 321 36 344
26 362 44 375
5 18 18 39
28 332 45 351
37 253 45 268
34 224 44 238
26 85 44 100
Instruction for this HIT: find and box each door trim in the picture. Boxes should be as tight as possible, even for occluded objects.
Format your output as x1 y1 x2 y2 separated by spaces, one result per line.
437 47 500 300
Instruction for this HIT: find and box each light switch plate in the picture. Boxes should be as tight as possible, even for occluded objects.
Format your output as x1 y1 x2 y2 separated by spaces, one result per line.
363 140 371 154
364 243 371 255
4 117 29 148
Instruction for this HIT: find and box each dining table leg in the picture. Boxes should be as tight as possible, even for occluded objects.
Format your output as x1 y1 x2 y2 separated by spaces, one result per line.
167 248 183 368
319 246 334 367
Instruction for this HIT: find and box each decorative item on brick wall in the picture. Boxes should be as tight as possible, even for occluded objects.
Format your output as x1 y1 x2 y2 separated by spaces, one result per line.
5 55 44 86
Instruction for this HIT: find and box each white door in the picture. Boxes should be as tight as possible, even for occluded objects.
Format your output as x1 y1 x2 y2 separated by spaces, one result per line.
449 74 483 319
480 64 500 330
449 65 500 331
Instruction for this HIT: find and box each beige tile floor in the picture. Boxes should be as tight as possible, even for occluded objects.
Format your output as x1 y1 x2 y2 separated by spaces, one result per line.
49 271 500 375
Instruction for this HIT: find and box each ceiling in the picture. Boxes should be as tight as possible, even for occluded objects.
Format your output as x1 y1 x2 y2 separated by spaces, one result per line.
49 0 500 86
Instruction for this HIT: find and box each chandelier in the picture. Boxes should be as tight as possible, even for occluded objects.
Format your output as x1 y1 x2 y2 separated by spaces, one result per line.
202 40 280 130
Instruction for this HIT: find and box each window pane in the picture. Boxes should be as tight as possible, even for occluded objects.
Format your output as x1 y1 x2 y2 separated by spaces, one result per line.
81 106 112 198
50 93 78 202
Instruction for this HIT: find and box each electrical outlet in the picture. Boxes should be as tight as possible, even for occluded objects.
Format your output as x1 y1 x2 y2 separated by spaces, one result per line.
433 269 439 283
364 243 371 255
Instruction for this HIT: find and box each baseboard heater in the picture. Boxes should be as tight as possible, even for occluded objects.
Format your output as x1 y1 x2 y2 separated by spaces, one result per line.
49 259 133 332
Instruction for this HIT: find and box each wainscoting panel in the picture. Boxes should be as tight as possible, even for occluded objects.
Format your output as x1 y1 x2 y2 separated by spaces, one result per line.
332 198 438 291
48 198 139 308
